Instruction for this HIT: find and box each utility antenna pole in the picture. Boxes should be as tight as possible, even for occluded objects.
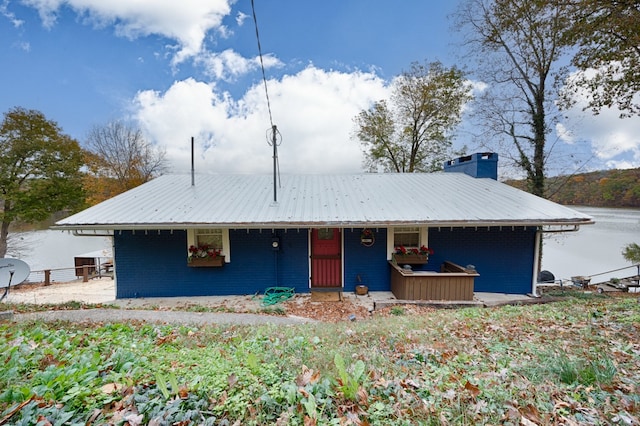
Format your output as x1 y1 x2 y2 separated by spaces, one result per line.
272 125 277 203
268 125 282 203
191 136 195 187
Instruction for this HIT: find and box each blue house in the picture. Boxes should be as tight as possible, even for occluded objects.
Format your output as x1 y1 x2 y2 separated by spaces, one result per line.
54 153 593 300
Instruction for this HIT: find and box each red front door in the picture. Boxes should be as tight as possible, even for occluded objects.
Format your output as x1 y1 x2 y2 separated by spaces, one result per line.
311 228 342 288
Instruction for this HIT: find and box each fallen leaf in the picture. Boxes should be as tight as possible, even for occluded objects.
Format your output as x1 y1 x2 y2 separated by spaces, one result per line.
464 380 480 398
178 386 189 399
296 365 318 387
519 404 542 424
520 416 538 426
227 373 237 388
298 387 310 398
101 383 121 394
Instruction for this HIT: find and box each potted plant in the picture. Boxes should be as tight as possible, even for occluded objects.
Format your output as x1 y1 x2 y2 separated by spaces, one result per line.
355 274 368 295
187 244 225 267
393 245 433 265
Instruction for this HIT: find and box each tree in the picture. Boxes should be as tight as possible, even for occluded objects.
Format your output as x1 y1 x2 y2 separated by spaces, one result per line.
622 242 640 264
455 0 571 197
622 243 640 264
558 0 640 118
354 61 471 173
84 120 167 205
0 107 85 258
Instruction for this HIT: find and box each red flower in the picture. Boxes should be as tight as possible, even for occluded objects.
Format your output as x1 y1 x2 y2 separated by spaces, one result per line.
419 245 434 255
188 244 222 260
395 246 408 255
395 245 434 256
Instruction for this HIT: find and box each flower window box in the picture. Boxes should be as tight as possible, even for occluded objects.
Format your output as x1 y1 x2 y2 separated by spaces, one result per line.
187 244 225 267
393 245 433 265
188 255 225 268
392 254 429 265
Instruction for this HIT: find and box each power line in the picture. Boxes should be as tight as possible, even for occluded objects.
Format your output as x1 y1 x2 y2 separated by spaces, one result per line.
251 0 275 128
251 0 282 201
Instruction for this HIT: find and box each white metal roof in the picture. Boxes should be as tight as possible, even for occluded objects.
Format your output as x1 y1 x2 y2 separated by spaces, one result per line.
54 173 594 230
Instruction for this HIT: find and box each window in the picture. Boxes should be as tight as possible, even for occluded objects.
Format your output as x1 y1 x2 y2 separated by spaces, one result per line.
318 228 334 240
393 227 420 247
195 229 223 250
187 229 230 262
387 227 428 260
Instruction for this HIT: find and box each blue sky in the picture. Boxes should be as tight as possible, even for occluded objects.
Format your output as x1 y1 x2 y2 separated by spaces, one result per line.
1 0 638 176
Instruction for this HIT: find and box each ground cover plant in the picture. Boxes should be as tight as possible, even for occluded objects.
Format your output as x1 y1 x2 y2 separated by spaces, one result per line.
1 296 639 425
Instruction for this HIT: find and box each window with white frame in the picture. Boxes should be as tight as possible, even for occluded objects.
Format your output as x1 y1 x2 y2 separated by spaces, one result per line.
393 227 420 248
387 227 428 259
187 229 230 261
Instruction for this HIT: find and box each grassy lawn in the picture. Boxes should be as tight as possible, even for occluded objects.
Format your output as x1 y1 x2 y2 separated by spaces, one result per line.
1 295 639 425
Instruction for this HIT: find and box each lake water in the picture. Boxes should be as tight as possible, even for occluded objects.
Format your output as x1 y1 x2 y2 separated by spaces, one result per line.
8 230 111 282
6 206 639 284
541 207 640 283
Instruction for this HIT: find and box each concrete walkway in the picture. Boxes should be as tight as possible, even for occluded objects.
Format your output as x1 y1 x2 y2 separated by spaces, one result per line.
11 309 313 325
1 278 546 325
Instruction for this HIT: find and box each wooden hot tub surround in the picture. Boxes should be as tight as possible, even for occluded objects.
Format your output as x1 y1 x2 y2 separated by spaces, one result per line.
390 261 479 301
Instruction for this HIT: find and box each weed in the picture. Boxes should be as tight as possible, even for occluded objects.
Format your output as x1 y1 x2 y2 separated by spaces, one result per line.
260 306 286 315
544 290 607 299
333 353 365 401
390 306 405 316
554 355 617 386
183 304 210 312
0 297 637 424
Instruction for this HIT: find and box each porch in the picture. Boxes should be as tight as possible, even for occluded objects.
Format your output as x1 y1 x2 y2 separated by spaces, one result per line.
389 260 480 301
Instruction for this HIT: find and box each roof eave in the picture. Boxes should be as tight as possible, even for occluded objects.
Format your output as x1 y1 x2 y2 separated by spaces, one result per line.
51 218 595 233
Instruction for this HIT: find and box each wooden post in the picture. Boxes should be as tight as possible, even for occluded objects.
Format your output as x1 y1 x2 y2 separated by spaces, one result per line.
44 270 51 286
83 265 89 283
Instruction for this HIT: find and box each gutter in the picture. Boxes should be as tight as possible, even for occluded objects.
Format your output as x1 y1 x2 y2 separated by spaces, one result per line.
52 219 594 233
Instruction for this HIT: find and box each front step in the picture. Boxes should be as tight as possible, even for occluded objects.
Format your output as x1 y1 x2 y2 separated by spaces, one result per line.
310 287 343 301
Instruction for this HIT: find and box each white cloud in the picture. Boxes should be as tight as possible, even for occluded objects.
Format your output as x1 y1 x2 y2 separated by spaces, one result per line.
196 49 282 81
1 0 24 27
22 0 232 64
468 79 488 95
555 122 574 144
133 66 390 174
235 11 248 26
560 70 640 169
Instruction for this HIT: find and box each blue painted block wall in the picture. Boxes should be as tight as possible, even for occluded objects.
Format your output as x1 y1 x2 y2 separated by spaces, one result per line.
114 229 310 298
113 226 535 297
343 228 389 292
428 226 537 294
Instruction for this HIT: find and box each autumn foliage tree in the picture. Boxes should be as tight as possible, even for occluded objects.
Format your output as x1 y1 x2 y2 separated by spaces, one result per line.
84 121 167 205
558 0 640 118
0 107 85 257
354 61 471 173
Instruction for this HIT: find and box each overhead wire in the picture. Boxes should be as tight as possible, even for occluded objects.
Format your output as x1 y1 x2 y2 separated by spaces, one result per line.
251 0 282 190
251 0 275 129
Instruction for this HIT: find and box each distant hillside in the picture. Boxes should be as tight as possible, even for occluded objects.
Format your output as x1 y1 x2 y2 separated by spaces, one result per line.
506 168 640 208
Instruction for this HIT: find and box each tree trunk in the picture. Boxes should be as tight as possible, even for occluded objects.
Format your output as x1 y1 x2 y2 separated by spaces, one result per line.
0 220 9 258
531 91 547 198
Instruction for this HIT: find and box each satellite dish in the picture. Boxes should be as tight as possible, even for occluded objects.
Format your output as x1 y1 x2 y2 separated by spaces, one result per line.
0 258 31 289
